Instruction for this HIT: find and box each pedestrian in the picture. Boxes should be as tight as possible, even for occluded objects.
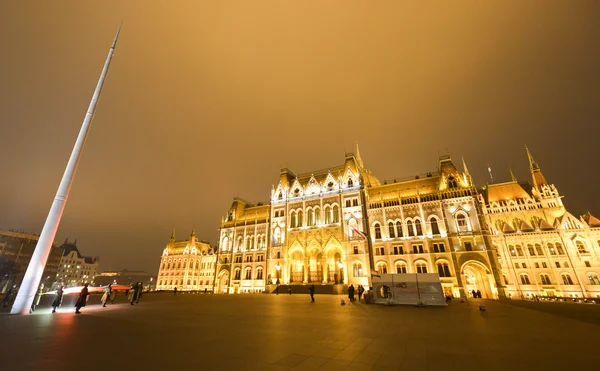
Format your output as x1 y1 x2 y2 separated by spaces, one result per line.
101 284 112 307
476 290 482 299
288 286 292 295
204 288 208 294
309 284 315 303
348 284 355 302
2 285 14 308
357 285 365 302
75 284 89 314
110 287 117 304
30 283 44 313
174 287 177 296
136 282 143 304
472 290 477 298
276 284 280 295
52 285 64 313
130 284 138 305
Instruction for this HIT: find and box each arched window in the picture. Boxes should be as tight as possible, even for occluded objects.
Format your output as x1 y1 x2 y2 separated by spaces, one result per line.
308 209 315 226
516 245 524 256
395 261 407 273
508 245 516 257
256 267 263 280
333 205 340 223
348 178 354 187
325 206 332 224
576 241 588 254
396 221 403 237
377 262 387 274
415 219 423 236
527 244 536 256
374 223 382 240
244 267 252 280
588 273 600 285
456 213 468 229
540 274 551 285
555 243 565 255
535 244 543 256
415 261 428 274
520 274 531 285
388 222 395 238
222 237 229 251
297 210 303 227
547 243 556 255
289 211 296 228
315 207 321 225
437 262 451 277
353 263 363 277
407 220 415 237
430 217 440 235
234 269 241 280
561 274 574 285
448 176 458 189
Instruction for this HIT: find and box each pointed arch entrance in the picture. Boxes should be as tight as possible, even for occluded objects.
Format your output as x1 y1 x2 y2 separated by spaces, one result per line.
289 250 304 283
216 270 229 294
461 261 494 299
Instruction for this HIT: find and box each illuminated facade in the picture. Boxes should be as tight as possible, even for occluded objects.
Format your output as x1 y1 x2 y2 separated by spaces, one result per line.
55 239 99 288
156 230 216 292
480 148 600 299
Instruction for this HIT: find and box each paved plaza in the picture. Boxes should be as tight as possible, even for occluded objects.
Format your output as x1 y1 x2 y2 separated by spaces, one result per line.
1 293 600 371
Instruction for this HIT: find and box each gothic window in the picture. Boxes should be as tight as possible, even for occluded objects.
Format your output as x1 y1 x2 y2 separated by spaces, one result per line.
256 268 263 280
576 241 588 254
527 245 536 256
415 219 423 236
396 221 403 237
348 178 354 187
456 213 468 229
352 199 359 207
555 243 565 255
345 199 351 207
448 176 458 189
520 274 531 285
377 262 388 274
388 222 395 238
353 263 363 277
278 192 283 200
297 210 303 227
535 244 543 256
308 209 315 226
547 243 556 255
415 261 428 274
244 268 252 280
396 262 407 274
407 220 415 237
516 245 524 256
315 207 321 225
430 217 440 235
325 206 332 224
588 273 600 285
437 262 451 277
509 245 517 257
353 246 359 254
333 205 340 223
540 274 551 285
562 274 574 285
374 223 382 239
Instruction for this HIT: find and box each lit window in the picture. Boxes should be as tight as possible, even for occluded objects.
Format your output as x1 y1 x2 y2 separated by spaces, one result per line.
353 263 363 277
437 262 451 277
416 262 428 274
562 274 574 285
396 263 407 274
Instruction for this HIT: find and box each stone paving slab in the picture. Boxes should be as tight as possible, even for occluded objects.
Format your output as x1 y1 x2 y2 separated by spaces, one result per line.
1 293 600 370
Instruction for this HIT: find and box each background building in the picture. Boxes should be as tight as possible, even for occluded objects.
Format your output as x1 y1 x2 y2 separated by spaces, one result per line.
95 270 156 290
155 230 216 292
0 229 63 293
55 239 99 288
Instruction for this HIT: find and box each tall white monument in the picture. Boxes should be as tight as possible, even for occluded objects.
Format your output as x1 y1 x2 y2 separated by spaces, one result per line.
11 26 121 314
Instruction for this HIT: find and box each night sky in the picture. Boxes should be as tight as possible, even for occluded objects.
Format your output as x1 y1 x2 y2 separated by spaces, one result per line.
1 2 599 274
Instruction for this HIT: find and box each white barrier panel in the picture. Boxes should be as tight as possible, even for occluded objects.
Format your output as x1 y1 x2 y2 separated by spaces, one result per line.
372 273 445 306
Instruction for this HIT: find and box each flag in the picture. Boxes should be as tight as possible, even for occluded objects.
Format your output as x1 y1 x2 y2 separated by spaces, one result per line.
271 234 278 247
352 227 368 240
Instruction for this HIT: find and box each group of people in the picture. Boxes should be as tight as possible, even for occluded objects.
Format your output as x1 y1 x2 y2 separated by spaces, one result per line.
347 284 366 302
471 289 483 299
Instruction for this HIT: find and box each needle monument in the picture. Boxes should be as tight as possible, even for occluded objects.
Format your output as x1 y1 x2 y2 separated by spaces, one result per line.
11 26 121 315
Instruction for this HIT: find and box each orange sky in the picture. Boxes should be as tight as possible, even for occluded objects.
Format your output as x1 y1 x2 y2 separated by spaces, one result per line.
1 1 599 273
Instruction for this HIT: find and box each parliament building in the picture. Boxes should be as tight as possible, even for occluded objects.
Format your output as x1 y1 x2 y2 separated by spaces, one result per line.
156 146 600 300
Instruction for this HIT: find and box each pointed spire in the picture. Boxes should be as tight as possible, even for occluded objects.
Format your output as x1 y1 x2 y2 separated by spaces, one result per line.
112 22 122 49
170 229 176 241
355 141 364 168
461 156 470 176
510 168 517 182
190 227 196 238
525 146 548 189
525 145 540 171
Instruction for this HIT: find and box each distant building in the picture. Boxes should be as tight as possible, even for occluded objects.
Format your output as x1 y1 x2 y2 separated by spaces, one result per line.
155 230 216 292
55 239 99 288
95 270 156 290
0 229 63 293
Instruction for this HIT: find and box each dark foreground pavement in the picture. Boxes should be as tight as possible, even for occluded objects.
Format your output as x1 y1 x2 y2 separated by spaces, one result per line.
1 293 600 371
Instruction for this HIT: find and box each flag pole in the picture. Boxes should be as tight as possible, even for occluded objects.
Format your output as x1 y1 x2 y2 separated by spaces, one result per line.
11 25 121 314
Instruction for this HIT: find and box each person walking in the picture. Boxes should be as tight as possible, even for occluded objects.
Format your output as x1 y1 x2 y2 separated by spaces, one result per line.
109 286 117 304
275 284 280 295
348 284 355 302
471 290 477 298
288 286 292 295
101 284 112 307
357 285 365 302
135 282 143 304
309 284 315 303
75 284 89 314
476 290 482 299
174 287 177 296
52 285 64 313
130 283 139 305
30 284 44 313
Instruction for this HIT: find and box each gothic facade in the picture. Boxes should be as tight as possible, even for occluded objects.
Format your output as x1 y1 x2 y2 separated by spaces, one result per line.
156 230 216 292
